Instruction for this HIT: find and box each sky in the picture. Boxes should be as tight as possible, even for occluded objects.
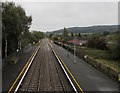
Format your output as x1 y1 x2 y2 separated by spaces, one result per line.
2 0 118 32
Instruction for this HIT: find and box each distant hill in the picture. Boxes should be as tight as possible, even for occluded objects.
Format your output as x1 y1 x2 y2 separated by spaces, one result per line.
46 25 118 35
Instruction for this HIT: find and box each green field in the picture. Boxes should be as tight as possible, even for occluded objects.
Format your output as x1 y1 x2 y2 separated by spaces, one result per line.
96 59 120 73
76 46 120 73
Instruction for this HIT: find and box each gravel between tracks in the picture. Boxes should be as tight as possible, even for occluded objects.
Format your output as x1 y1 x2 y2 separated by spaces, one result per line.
19 39 72 92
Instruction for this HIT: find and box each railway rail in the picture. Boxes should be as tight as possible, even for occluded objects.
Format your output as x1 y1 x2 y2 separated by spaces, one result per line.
9 39 82 93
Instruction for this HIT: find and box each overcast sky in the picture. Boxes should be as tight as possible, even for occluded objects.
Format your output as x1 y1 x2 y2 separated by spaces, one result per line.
13 2 118 32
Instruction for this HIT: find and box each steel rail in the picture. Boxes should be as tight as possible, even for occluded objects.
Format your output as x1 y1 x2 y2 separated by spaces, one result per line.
14 46 40 93
49 43 78 93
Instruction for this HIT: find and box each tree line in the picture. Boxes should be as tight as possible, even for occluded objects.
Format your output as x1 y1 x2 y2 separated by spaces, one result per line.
2 2 44 59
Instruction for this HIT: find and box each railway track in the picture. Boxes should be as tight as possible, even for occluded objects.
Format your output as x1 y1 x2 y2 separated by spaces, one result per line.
20 46 42 92
10 39 80 93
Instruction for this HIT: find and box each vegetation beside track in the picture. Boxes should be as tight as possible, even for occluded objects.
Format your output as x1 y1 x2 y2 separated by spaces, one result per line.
2 2 44 63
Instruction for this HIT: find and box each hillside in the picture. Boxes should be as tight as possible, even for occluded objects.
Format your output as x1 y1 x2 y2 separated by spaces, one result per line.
46 25 118 35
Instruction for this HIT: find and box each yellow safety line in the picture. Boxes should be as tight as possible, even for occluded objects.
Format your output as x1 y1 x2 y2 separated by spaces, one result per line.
52 44 84 93
8 47 38 93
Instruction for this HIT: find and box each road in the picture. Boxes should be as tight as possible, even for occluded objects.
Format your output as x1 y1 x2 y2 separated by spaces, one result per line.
52 41 119 92
18 39 72 92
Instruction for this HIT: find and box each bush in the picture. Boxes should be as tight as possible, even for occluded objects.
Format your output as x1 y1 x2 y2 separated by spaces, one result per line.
106 31 120 60
88 34 107 50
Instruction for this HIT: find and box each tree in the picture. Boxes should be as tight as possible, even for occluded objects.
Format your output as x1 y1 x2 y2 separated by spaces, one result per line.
106 31 120 60
78 33 81 37
71 32 74 37
15 5 32 50
103 31 110 36
63 27 68 37
2 2 32 58
49 33 53 38
96 37 106 50
88 34 106 50
30 31 44 44
2 2 17 58
87 36 95 48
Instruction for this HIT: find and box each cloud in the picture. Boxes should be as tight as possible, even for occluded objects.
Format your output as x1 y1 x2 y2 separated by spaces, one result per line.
14 2 118 32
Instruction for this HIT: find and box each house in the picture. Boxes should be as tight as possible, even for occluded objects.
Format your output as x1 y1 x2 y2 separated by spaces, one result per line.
68 38 88 46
